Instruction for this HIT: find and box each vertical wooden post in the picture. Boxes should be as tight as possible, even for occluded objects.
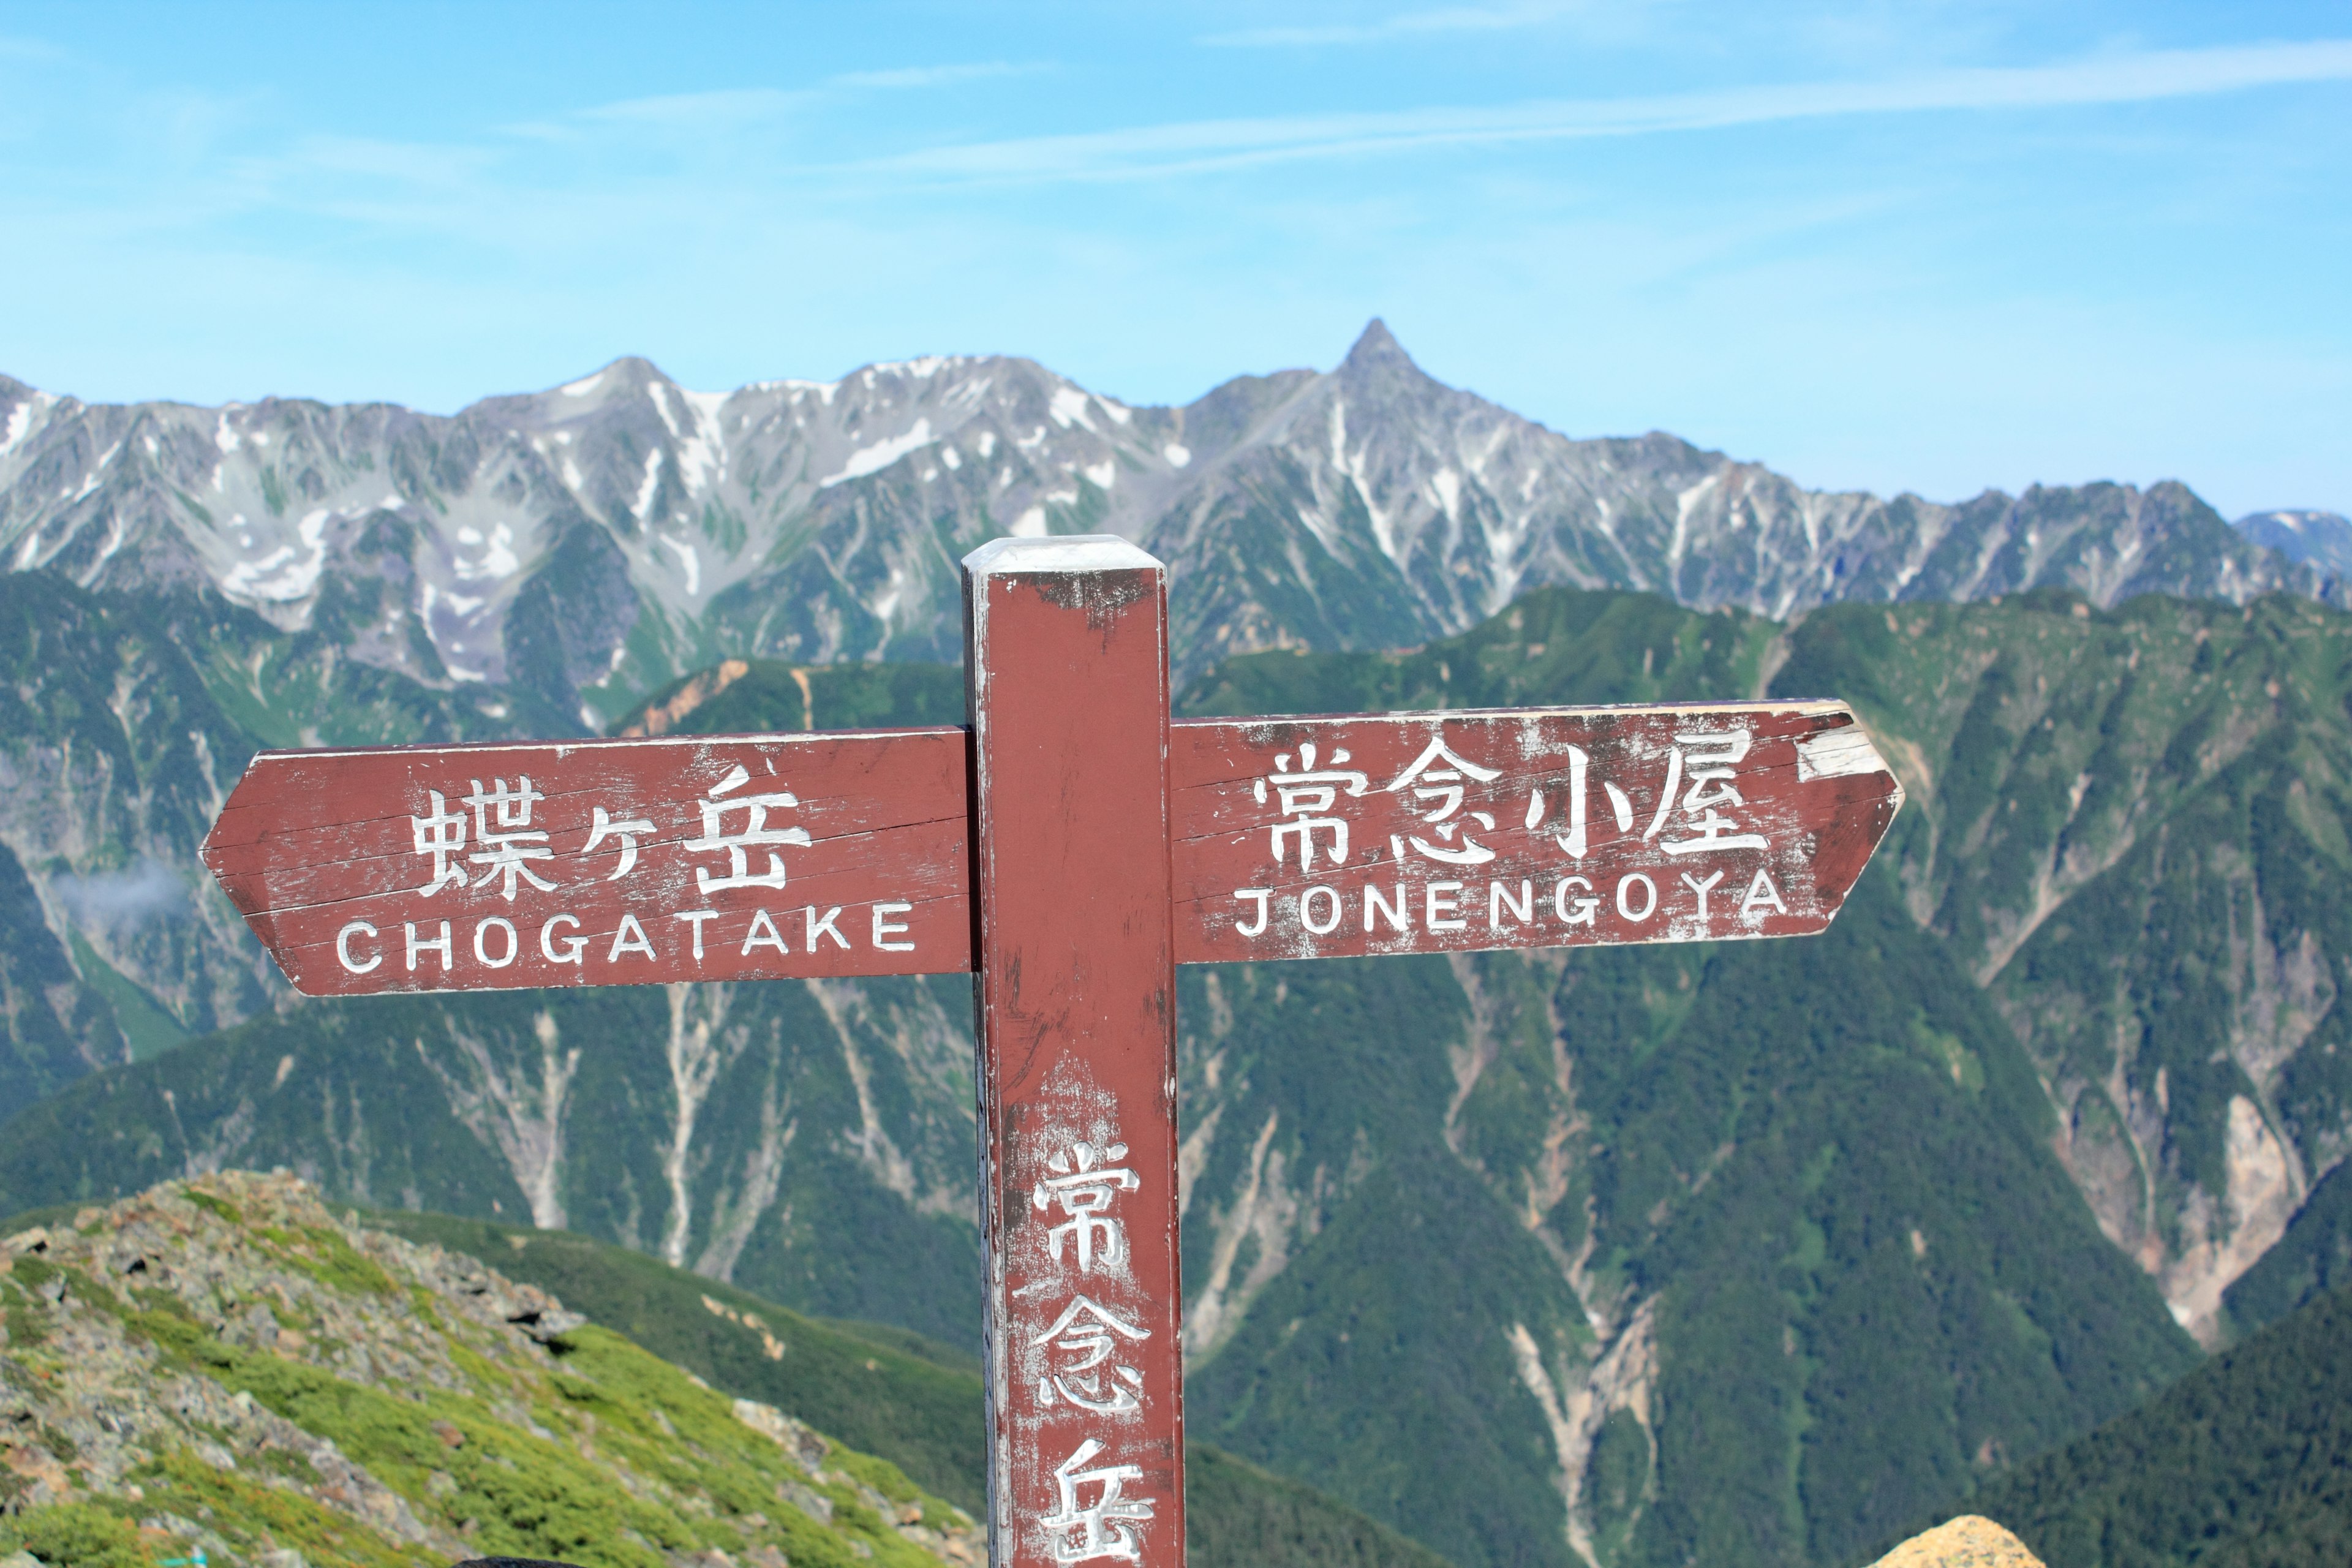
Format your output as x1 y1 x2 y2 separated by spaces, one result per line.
963 537 1184 1568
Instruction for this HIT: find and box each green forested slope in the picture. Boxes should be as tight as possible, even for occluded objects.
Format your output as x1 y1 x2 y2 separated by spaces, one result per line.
0 569 561 1121
1905 1283 2352 1567
1170 590 2206 1566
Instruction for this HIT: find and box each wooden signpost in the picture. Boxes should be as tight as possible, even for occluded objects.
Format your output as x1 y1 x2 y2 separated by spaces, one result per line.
203 536 1902 1568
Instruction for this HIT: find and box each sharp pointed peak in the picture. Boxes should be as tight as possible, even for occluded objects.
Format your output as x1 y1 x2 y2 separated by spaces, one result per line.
1340 318 1415 374
600 355 676 386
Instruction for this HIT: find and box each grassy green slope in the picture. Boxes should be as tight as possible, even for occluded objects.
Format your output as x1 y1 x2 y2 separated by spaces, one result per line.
363 1210 989 1513
352 1210 1453 1568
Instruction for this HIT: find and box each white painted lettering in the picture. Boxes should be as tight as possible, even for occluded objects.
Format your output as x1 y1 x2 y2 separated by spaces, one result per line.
1490 878 1533 930
872 902 915 952
1742 869 1788 914
336 921 381 974
582 807 657 881
1604 781 1635 832
1555 876 1600 927
473 917 518 969
1679 869 1726 920
1660 728 1770 855
1261 743 1368 867
1555 745 1590 859
1616 873 1657 922
1041 1438 1154 1563
1232 889 1271 937
1300 885 1341 935
1365 883 1410 933
1642 748 1684 842
1427 881 1466 930
742 908 789 956
675 909 718 962
608 913 657 962
540 913 586 965
405 920 453 973
806 906 850 950
684 765 811 894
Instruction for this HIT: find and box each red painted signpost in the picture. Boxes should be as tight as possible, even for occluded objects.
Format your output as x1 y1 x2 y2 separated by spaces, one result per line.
203 537 1904 1568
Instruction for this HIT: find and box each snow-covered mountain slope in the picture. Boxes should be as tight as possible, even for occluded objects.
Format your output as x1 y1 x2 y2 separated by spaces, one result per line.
2238 508 2352 579
2 323 2333 709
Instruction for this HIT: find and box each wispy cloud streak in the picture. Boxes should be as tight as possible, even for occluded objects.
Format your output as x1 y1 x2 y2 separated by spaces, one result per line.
1202 2 1586 48
876 39 2352 183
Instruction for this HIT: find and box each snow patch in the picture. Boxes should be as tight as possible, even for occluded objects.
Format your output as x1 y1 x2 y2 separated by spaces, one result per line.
214 414 241 454
940 445 962 470
977 430 997 459
2 396 42 456
635 448 665 520
1047 386 1096 432
819 417 935 488
1163 443 1191 467
562 371 605 398
1084 459 1117 490
658 535 702 596
675 390 727 492
1012 506 1048 537
455 521 521 581
72 441 121 500
649 381 682 439
219 507 336 601
1431 468 1461 519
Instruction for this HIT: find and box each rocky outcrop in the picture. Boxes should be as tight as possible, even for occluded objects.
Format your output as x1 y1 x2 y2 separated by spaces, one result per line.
1864 1515 2043 1567
0 1170 979 1568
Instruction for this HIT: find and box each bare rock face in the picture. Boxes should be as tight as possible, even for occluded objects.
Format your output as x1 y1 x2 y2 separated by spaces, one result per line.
1865 1515 2044 1567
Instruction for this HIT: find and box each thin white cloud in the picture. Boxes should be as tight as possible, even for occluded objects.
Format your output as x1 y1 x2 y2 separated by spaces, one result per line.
1203 2 1586 48
877 39 2352 183
827 61 1049 90
0 33 66 62
499 64 1049 143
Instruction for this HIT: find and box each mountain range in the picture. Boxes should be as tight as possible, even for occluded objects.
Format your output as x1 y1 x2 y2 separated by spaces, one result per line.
2 322 2336 714
5 330 2352 1567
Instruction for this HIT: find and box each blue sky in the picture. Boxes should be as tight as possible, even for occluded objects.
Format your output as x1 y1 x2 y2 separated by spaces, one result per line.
0 2 2345 516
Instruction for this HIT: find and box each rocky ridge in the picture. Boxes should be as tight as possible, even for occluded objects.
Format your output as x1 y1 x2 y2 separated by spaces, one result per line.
2 325 2332 717
0 1170 980 1568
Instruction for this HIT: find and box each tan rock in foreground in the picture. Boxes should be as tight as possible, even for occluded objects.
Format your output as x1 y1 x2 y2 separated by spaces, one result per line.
1866 1515 2044 1567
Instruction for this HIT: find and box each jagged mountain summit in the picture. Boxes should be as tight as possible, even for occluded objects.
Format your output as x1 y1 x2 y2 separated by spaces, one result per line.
3 324 2331 710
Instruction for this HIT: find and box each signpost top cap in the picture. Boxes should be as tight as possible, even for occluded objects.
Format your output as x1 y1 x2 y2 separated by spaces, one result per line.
962 534 1164 578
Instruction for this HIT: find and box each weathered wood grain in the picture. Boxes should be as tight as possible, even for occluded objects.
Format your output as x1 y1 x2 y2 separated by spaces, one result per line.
200 730 971 993
963 536 1186 1568
1168 701 1902 963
